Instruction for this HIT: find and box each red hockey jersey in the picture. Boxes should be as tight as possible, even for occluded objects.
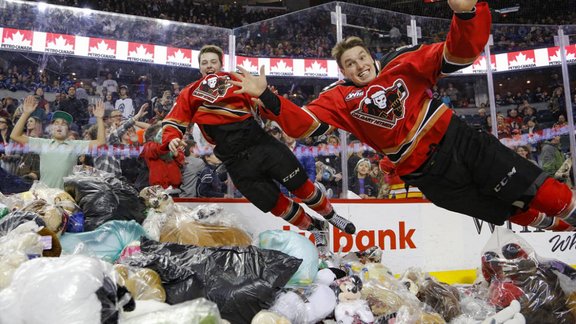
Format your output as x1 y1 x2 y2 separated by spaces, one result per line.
161 72 257 149
261 3 491 176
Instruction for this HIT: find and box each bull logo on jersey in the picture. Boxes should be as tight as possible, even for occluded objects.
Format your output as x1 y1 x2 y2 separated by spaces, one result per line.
193 74 232 103
351 79 409 128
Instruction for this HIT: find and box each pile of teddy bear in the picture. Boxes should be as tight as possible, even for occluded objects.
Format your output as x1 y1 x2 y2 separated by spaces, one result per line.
0 169 576 324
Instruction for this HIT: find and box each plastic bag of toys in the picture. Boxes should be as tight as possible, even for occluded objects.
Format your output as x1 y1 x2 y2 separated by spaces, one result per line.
481 227 575 323
0 255 135 324
114 264 166 302
139 186 252 246
60 220 148 263
399 267 462 322
120 297 223 324
259 229 318 286
63 167 145 231
122 237 302 324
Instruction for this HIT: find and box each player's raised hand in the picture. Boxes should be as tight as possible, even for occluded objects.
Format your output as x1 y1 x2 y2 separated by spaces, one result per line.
229 65 268 97
448 0 477 12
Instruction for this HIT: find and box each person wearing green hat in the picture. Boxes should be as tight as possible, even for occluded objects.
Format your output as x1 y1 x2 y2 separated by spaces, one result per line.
10 95 106 189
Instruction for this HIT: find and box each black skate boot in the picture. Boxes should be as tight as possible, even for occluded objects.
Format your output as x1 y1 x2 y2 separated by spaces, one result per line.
325 213 356 234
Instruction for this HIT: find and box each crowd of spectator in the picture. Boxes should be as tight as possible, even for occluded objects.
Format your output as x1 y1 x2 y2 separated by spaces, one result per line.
5 0 572 62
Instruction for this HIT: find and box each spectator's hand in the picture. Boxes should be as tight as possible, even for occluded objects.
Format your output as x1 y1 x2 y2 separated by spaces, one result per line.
93 100 105 119
169 138 185 155
22 95 38 115
448 0 477 12
334 173 343 182
136 103 149 119
229 65 268 97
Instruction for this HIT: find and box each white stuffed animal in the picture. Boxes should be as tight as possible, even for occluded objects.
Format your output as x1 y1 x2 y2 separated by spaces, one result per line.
269 268 338 324
332 275 375 324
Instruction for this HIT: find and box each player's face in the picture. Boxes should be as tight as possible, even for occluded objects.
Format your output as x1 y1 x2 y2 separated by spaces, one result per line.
199 52 222 76
339 46 376 87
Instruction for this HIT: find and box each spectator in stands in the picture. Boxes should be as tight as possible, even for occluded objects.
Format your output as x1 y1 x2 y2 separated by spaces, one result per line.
515 145 538 166
90 103 149 178
25 116 43 138
33 87 49 121
151 90 173 123
197 152 229 198
317 134 343 197
470 107 488 130
179 139 206 197
104 93 115 111
59 85 89 130
10 96 106 189
445 82 460 103
115 85 135 119
0 117 18 175
553 114 568 129
519 102 537 124
349 158 378 199
141 123 184 190
102 73 118 95
440 90 452 108
496 114 511 139
539 135 566 178
548 87 566 120
495 93 505 106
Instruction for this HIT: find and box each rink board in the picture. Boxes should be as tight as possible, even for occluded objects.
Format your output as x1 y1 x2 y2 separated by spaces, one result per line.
177 200 576 284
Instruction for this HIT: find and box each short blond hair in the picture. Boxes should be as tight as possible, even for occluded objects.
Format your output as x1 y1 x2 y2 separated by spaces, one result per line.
199 45 224 65
331 36 369 68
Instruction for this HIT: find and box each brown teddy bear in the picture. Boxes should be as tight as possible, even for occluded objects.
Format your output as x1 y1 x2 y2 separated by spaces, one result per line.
114 264 166 302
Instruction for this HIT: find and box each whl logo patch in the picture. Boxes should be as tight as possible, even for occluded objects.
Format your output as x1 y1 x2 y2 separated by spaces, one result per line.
351 79 408 128
193 74 232 103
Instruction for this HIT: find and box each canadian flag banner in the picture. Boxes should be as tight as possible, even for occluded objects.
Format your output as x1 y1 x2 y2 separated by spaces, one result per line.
127 42 155 63
303 59 329 77
507 49 537 70
269 58 294 76
472 54 497 73
235 56 260 74
88 37 117 59
1 27 576 77
166 47 192 67
546 45 576 65
45 33 75 55
1 28 33 51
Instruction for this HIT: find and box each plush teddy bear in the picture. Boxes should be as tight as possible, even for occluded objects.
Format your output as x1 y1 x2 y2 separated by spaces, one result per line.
139 186 252 247
268 268 337 324
21 199 66 235
332 275 375 324
114 264 166 302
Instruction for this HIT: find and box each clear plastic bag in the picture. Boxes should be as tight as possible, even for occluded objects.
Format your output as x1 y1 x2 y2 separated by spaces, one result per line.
0 255 134 324
114 264 166 302
481 228 575 323
120 298 223 324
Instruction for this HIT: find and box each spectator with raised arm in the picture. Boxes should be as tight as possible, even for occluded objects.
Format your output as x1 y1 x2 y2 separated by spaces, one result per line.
10 96 106 189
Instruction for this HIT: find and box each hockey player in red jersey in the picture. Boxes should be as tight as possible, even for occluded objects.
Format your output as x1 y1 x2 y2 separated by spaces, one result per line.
160 45 356 239
230 0 575 231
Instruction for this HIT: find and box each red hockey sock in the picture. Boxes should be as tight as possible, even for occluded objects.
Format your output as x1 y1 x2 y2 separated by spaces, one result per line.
270 193 312 230
292 180 335 218
529 178 574 217
509 208 573 231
